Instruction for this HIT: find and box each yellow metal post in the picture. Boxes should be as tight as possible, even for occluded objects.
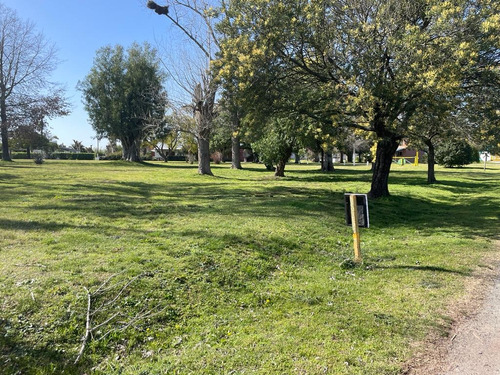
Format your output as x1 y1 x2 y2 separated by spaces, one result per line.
349 194 362 262
414 151 419 166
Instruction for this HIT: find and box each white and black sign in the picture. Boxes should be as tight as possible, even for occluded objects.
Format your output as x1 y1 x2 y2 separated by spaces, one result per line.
344 193 370 228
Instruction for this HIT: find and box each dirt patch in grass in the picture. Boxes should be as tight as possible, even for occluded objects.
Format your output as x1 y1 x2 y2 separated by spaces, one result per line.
403 240 500 374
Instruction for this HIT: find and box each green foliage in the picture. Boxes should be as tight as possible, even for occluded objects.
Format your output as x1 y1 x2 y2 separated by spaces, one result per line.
217 0 499 195
78 43 167 162
11 152 30 159
51 152 95 160
210 110 233 154
100 151 123 160
34 155 44 164
435 139 478 167
165 155 187 162
251 118 295 169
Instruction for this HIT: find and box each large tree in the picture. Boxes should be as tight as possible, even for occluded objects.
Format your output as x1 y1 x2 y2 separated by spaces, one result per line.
79 43 167 162
0 4 63 161
147 0 221 174
10 92 69 158
218 0 498 197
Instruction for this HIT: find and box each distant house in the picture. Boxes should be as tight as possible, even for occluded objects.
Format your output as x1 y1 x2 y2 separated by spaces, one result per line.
395 141 418 158
394 140 421 165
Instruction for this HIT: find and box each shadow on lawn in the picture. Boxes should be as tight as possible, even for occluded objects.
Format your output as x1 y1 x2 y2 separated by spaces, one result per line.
389 172 499 193
4 165 499 240
19 181 497 241
0 218 71 232
0 173 19 181
0 321 83 374
371 194 499 239
373 264 470 276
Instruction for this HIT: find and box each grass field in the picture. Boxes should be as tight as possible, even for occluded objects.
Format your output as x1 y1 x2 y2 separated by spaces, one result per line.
1 160 499 374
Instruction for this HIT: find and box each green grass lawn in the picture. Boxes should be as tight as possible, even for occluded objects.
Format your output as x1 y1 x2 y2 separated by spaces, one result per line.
1 160 499 374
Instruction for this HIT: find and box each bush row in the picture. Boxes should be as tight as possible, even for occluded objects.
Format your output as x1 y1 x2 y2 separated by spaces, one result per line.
51 152 95 160
11 152 30 159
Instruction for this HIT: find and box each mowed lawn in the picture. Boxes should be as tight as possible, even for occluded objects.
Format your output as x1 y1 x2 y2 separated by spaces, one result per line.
1 160 499 374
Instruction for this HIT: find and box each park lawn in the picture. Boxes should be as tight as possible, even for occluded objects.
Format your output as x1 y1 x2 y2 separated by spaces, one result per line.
0 160 499 374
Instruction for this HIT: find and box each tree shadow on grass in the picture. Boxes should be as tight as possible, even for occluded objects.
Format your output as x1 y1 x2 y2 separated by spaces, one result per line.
3 163 499 241
389 173 499 193
370 193 499 239
371 264 470 276
284 167 373 183
0 173 19 181
138 161 198 170
0 320 83 374
13 175 497 241
0 218 71 232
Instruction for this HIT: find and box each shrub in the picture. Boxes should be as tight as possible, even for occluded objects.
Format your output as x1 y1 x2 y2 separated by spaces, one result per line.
34 155 44 164
435 139 477 167
100 151 123 160
11 152 30 159
52 152 95 160
168 155 187 162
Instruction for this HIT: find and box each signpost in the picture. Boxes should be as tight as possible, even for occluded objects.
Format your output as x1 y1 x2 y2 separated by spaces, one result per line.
344 194 369 262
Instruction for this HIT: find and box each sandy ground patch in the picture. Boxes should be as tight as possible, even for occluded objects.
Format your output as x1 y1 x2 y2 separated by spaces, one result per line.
404 240 500 375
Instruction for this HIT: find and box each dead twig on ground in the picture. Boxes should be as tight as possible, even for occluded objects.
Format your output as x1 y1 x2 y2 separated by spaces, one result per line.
74 287 91 364
74 272 164 364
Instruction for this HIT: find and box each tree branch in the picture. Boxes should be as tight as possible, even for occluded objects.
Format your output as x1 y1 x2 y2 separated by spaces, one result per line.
147 1 210 58
74 287 91 364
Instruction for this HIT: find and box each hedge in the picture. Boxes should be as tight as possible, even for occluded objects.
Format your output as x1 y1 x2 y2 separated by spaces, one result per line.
52 152 95 160
167 155 187 161
11 152 30 159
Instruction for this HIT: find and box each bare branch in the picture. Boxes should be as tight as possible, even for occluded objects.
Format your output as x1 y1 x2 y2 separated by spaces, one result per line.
74 287 91 365
148 1 210 57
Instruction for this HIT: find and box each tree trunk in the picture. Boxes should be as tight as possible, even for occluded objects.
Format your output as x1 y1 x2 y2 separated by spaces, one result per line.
197 132 212 175
425 140 437 184
231 134 242 169
1 99 12 162
275 159 286 177
275 149 292 177
340 152 344 163
321 149 334 172
368 136 399 198
121 137 141 162
193 84 214 175
347 152 353 163
26 146 31 159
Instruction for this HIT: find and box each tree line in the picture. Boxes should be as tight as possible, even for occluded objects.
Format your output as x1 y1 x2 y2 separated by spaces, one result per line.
143 0 499 197
1 1 498 199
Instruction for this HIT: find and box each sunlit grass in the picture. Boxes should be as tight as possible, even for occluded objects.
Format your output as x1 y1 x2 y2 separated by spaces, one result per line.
1 160 499 374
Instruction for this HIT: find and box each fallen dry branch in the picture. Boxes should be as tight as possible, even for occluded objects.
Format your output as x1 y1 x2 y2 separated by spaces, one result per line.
74 272 163 364
74 287 91 364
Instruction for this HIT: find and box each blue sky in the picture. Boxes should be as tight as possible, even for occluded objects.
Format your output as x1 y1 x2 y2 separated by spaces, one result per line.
2 0 175 149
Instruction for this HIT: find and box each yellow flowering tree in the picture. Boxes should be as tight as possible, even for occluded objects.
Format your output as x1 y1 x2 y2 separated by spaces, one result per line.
217 0 499 197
